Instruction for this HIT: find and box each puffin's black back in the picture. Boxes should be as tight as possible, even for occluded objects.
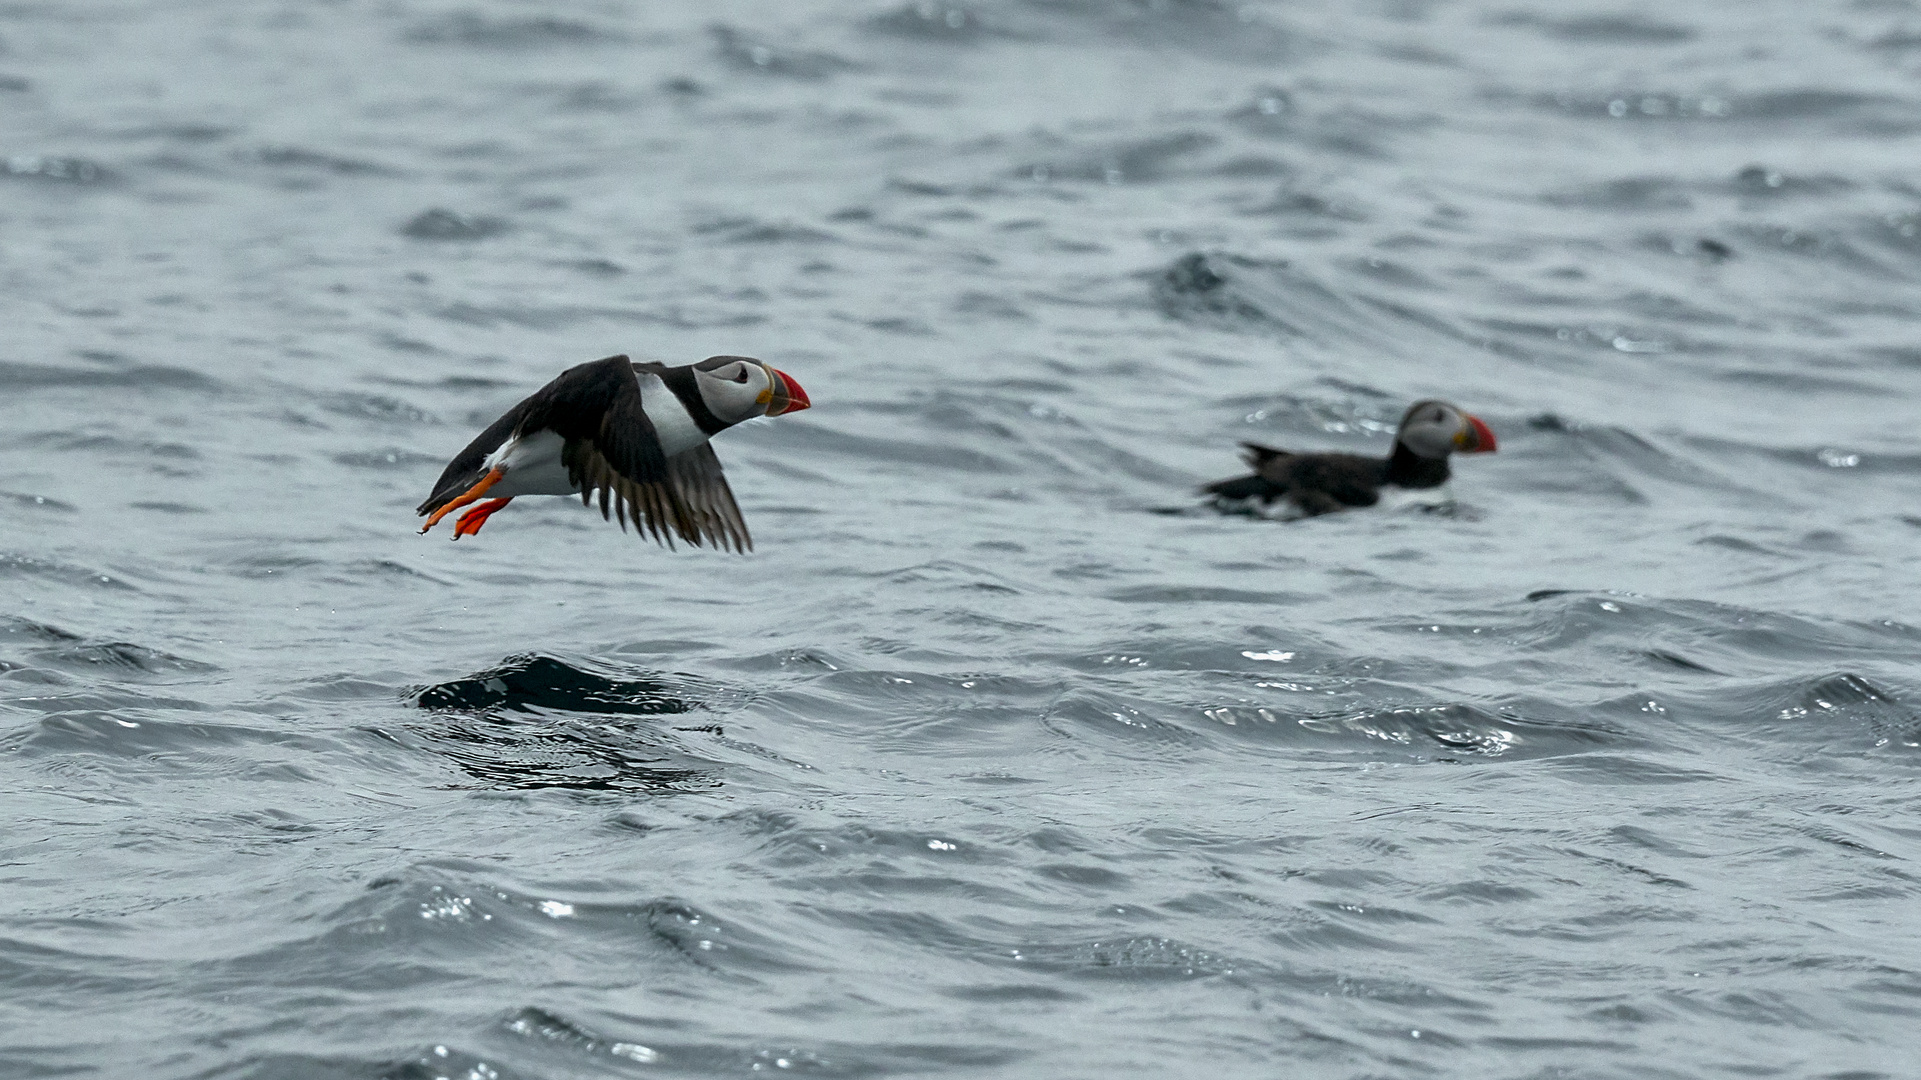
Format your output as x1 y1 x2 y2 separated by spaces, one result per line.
417 355 664 515
1202 438 1451 517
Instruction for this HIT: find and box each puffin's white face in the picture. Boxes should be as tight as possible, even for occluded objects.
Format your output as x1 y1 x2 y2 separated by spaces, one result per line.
692 355 810 425
1395 399 1497 459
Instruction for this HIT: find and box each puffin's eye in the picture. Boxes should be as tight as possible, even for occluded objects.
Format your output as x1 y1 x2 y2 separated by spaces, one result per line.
732 366 750 384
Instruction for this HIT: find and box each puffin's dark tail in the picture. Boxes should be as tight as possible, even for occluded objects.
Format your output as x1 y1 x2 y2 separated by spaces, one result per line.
1200 441 1290 501
1201 474 1280 501
1237 441 1291 468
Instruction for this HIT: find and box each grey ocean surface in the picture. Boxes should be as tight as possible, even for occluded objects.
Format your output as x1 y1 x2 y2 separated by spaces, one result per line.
4 1 1920 1077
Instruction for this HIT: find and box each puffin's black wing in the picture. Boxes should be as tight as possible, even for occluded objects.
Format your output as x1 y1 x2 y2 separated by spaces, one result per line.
665 443 752 553
416 355 664 517
1285 454 1384 510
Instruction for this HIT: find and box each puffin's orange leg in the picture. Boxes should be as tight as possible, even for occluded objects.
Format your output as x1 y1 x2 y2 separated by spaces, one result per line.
419 467 505 534
452 497 512 539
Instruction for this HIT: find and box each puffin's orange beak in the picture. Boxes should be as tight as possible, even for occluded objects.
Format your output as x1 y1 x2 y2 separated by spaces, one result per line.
1458 414 1497 453
764 366 810 416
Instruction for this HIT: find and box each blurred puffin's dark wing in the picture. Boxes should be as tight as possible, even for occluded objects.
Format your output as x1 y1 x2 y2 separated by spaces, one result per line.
1292 454 1384 507
666 443 752 553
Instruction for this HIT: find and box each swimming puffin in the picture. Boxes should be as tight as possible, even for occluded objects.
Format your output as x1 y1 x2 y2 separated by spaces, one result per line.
416 354 809 548
1203 399 1496 516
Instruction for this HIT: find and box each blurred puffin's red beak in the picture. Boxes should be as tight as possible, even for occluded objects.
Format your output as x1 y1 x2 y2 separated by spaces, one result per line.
1459 414 1497 453
764 366 811 416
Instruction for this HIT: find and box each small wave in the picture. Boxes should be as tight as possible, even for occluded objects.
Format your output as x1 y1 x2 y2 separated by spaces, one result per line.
401 208 511 240
1017 131 1219 185
691 215 839 244
412 653 708 716
0 490 75 512
1502 13 1697 44
403 11 621 48
709 24 861 79
0 553 137 591
0 359 219 392
233 144 400 177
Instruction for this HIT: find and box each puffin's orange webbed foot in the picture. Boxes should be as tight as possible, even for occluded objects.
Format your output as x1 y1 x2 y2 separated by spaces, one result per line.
452 497 512 540
419 466 505 534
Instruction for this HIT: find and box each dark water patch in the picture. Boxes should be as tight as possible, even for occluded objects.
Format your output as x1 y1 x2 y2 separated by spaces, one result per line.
1735 89 1919 125
0 490 74 512
1106 584 1310 605
710 24 860 79
234 145 400 177
2 154 109 184
413 654 710 717
1502 13 1697 43
0 359 219 392
692 215 838 244
1543 176 1691 212
1018 130 1218 185
401 208 510 240
1729 164 1853 198
1153 251 1287 327
38 641 213 676
0 616 82 643
1026 0 1304 63
0 553 137 591
866 3 1004 42
403 11 620 48
0 74 29 92
44 432 199 461
344 559 454 585
554 256 625 276
7 711 346 765
1543 754 1727 786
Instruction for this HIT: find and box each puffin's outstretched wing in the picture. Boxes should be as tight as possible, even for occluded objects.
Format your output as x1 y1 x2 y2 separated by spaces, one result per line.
666 443 752 553
416 355 666 518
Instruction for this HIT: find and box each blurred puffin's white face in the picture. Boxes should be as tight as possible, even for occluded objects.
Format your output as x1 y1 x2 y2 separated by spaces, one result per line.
692 356 776 425
1396 399 1471 459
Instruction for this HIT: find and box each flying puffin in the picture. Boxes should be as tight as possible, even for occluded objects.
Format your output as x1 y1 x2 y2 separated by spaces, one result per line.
416 354 809 548
1202 399 1496 516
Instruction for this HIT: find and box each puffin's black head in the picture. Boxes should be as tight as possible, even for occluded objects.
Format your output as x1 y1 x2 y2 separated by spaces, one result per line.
690 355 810 425
1394 399 1497 459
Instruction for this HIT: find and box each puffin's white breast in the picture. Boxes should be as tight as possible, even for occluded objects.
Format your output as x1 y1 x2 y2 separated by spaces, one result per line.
486 429 574 497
